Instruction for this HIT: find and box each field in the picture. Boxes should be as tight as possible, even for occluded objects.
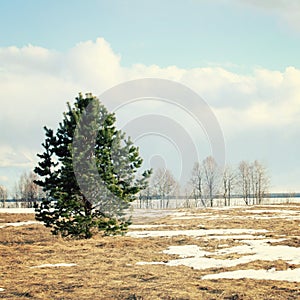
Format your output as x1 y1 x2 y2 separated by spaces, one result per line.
0 204 300 299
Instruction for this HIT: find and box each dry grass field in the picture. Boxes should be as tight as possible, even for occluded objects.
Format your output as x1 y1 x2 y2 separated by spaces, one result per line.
0 204 300 299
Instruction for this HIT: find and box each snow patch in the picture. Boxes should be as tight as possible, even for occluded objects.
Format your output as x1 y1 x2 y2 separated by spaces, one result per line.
0 221 41 228
172 214 212 220
129 224 178 229
209 206 243 210
136 238 300 276
136 261 165 266
245 209 300 214
0 288 4 292
202 268 300 282
127 228 268 238
0 208 35 214
127 209 178 219
247 215 299 220
206 234 266 240
164 245 207 258
258 205 300 208
30 263 77 268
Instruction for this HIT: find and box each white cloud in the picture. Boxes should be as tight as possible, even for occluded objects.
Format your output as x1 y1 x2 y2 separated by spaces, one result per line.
66 38 123 90
213 66 300 137
0 146 33 168
0 38 300 191
0 44 61 75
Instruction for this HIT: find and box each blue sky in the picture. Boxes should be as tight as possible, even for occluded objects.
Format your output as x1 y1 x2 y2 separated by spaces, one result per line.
1 0 300 194
1 0 300 70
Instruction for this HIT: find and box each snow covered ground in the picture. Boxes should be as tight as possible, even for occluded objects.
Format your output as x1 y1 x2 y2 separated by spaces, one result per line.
127 228 268 238
0 208 35 214
0 221 41 228
135 237 300 282
202 268 300 282
129 224 178 229
129 205 300 283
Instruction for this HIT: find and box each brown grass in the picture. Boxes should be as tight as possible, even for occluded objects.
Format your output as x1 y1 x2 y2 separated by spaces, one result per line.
0 204 300 299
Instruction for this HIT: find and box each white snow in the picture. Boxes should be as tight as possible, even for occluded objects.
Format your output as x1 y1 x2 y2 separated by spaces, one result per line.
129 224 178 229
215 238 300 264
137 261 165 266
171 212 191 217
127 228 268 238
136 238 300 279
172 214 212 220
258 205 300 208
0 288 4 292
247 215 299 220
240 209 300 220
127 209 178 219
208 206 244 210
202 268 300 282
163 245 208 258
0 208 35 214
0 221 41 228
133 206 300 283
30 263 77 268
206 234 266 240
245 209 299 214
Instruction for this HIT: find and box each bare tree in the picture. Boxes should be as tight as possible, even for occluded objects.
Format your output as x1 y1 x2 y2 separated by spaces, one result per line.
138 186 154 209
151 168 179 209
202 156 220 207
238 161 251 205
249 163 256 205
190 162 206 207
0 185 7 208
238 160 269 205
222 165 236 206
14 171 43 207
252 160 269 204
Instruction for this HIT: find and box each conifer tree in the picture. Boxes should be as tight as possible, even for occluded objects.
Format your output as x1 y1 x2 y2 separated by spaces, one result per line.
34 93 151 239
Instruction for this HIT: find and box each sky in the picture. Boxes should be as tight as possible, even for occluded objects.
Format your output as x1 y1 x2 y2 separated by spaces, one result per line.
1 0 300 194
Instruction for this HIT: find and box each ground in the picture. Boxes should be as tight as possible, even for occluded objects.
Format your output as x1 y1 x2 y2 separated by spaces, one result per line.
0 204 299 299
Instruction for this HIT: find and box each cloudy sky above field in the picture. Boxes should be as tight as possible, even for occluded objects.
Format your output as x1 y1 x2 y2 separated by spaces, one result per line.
1 0 300 194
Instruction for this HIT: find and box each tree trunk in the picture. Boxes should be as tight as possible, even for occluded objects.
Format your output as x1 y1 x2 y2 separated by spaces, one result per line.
83 196 93 239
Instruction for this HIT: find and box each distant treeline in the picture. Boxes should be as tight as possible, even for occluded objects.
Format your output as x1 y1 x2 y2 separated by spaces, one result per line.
139 192 300 200
4 192 300 203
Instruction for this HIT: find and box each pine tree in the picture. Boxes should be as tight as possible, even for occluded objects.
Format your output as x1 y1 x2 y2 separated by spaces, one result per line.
34 93 151 239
